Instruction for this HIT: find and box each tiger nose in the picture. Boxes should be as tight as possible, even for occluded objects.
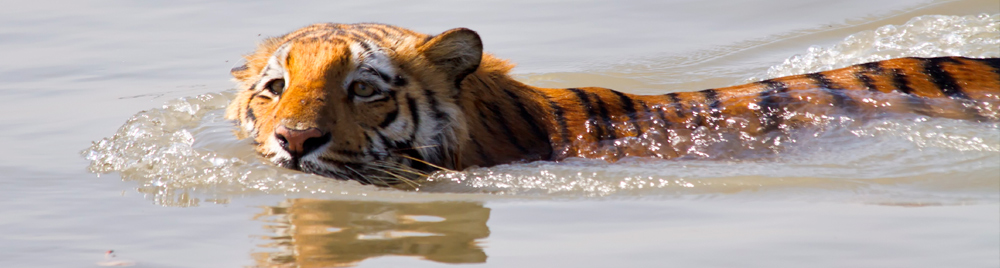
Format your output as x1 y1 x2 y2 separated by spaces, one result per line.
274 126 329 157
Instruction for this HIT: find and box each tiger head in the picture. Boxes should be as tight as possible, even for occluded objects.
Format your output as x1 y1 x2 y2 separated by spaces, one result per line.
225 23 483 185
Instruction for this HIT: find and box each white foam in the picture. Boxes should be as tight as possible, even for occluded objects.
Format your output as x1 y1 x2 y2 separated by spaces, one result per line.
756 14 999 81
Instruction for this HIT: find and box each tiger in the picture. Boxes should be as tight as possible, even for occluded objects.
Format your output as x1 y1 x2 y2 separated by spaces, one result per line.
226 23 1000 186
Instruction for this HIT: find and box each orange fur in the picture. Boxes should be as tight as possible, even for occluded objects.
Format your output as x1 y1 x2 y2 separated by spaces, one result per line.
227 23 1000 185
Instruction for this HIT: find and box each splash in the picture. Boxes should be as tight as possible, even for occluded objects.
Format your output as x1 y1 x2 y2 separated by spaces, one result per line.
755 13 1000 80
81 92 406 206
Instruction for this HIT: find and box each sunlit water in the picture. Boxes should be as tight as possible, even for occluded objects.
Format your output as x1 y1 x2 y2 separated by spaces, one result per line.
84 14 1000 205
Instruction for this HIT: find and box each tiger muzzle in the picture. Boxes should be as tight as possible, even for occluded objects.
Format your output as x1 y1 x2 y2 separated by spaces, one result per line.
274 126 331 158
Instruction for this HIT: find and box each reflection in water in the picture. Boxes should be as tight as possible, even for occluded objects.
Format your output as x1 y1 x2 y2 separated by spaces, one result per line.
252 200 490 267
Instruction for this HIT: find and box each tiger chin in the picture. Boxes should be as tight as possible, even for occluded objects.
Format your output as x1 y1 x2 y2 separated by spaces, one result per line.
226 23 1000 187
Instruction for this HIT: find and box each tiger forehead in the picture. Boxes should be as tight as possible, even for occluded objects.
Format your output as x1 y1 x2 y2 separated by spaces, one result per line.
279 23 428 49
276 25 427 78
280 39 351 77
277 39 399 88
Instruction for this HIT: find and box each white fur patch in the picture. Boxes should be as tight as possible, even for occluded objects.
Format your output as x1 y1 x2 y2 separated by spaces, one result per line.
255 43 292 93
345 41 397 97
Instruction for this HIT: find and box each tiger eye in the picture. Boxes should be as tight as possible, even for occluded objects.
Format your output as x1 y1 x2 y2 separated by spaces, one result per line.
266 79 285 95
351 81 378 97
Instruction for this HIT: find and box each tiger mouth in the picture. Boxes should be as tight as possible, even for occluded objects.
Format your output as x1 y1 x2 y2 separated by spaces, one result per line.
275 153 426 187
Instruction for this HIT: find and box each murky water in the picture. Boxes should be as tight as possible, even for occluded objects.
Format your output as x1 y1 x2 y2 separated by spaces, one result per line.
3 1 999 267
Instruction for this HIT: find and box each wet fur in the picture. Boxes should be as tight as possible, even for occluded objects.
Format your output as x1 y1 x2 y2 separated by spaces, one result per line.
227 23 1000 185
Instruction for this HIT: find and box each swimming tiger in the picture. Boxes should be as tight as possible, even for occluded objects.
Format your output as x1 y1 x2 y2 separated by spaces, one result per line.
226 23 1000 186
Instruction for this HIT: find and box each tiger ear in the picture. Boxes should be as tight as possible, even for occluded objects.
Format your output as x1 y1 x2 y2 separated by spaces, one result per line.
420 28 483 86
230 64 256 90
231 64 250 80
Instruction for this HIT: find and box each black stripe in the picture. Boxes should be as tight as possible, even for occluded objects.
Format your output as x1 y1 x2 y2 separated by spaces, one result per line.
568 88 606 141
365 26 391 38
423 89 449 120
487 103 530 154
978 58 1000 75
643 100 671 130
544 93 571 149
376 132 398 149
889 69 934 116
610 90 643 137
406 95 420 139
365 67 393 84
930 57 989 121
665 92 686 118
923 57 970 99
757 79 788 132
860 61 885 73
393 76 408 87
378 109 399 128
377 131 428 171
477 107 500 136
701 89 720 113
473 104 528 157
260 66 273 78
355 35 373 52
856 71 878 92
504 89 550 145
890 68 915 94
354 31 382 44
364 132 385 160
246 107 256 123
858 61 884 92
402 147 428 171
689 101 706 127
591 92 618 141
807 72 859 114
428 135 447 164
807 73 834 91
247 78 262 91
283 26 332 44
637 101 652 127
700 88 722 124
472 139 493 165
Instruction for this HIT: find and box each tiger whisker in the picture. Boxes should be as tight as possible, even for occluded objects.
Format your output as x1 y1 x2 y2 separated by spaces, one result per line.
368 176 391 186
371 161 429 177
398 145 441 150
343 165 375 185
376 169 421 188
399 154 451 172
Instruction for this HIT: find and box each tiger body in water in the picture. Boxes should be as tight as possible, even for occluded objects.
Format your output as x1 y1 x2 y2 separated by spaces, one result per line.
226 23 1000 186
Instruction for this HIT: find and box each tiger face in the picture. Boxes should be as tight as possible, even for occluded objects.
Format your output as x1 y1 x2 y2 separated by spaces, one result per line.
226 23 482 185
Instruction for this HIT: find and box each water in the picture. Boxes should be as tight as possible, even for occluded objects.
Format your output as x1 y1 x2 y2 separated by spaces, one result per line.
3 1 999 267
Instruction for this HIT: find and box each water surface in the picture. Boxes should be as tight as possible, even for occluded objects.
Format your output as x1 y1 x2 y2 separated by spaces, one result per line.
2 0 998 267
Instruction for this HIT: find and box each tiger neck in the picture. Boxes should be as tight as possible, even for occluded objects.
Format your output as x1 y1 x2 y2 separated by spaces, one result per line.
452 69 560 169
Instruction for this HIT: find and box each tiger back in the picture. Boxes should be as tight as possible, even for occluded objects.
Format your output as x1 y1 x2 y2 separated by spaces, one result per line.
534 57 1000 161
